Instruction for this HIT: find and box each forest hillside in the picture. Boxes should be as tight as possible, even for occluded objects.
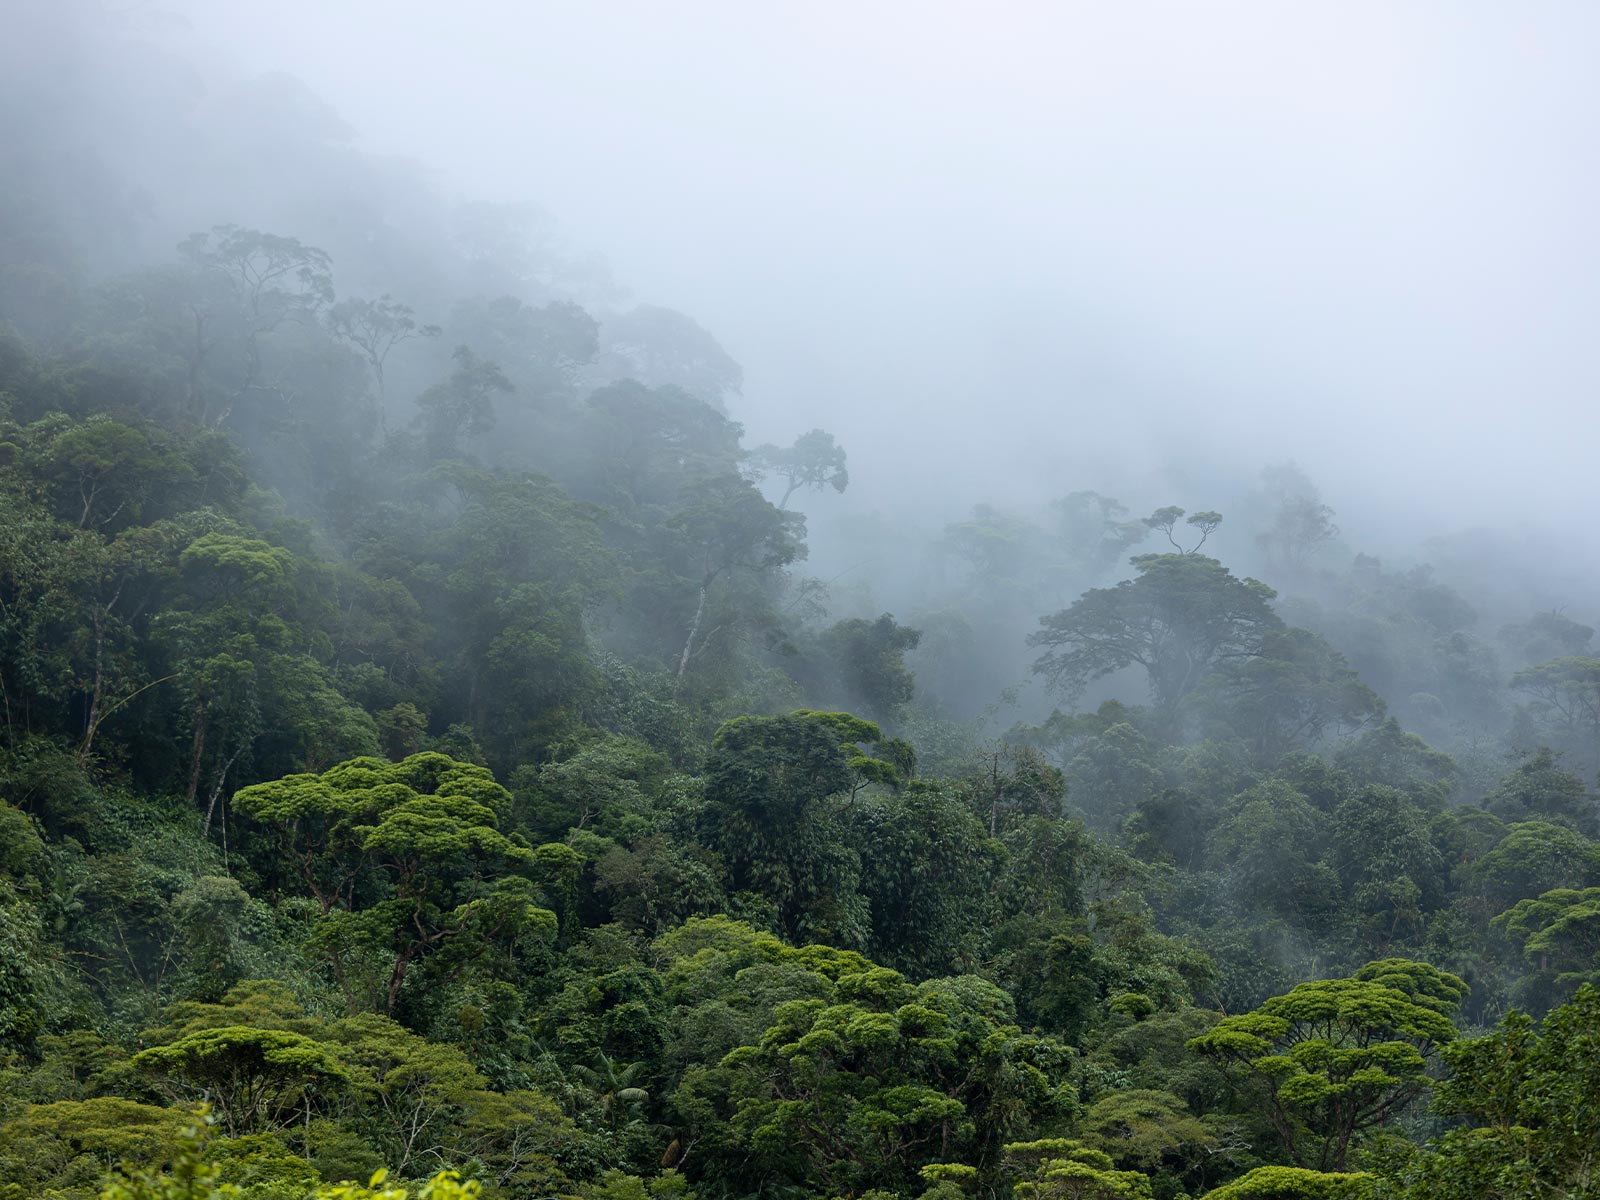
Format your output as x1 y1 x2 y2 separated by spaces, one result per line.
2 7 1599 1200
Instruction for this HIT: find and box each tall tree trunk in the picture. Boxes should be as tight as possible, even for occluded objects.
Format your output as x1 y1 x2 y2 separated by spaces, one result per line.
385 906 425 1015
374 359 388 435
186 699 208 806
202 743 245 836
386 950 412 1015
676 564 712 687
78 610 106 763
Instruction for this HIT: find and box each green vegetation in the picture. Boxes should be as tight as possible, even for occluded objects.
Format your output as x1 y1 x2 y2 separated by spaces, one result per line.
2 17 1600 1200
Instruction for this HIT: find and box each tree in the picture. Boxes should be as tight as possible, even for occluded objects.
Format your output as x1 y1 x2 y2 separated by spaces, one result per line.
748 429 849 510
1050 711 1161 836
580 379 742 512
1386 984 1600 1200
1494 887 1600 995
0 480 173 767
1331 718 1458 803
0 1098 193 1196
962 742 1070 838
1001 1138 1154 1200
411 346 511 456
1329 786 1445 954
1208 780 1336 926
1201 626 1384 759
1257 497 1339 570
1143 507 1223 555
513 734 666 842
170 875 260 1001
453 1087 584 1194
1483 747 1597 837
98 1122 490 1200
1510 657 1600 777
721 970 1073 1197
667 473 801 684
325 1012 488 1176
177 225 335 427
1197 1166 1370 1199
0 884 48 1050
579 1169 698 1200
161 531 295 812
1077 1089 1214 1176
597 304 744 409
130 1026 349 1137
942 505 1050 598
1051 492 1150 579
1030 554 1281 716
326 294 440 416
232 753 549 1013
811 613 923 719
1255 464 1339 572
157 529 376 820
1469 821 1600 916
1187 960 1465 1170
700 711 900 946
365 464 609 764
1499 610 1594 668
851 783 998 975
447 295 597 401
593 834 726 935
38 414 195 532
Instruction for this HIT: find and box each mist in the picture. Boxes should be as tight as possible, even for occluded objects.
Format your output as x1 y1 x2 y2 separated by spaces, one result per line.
150 1 1600 550
9 5 1600 1193
5 0 1595 736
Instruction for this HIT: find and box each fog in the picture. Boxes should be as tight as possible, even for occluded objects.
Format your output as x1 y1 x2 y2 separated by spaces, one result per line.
159 0 1600 551
16 7 1600 1178
7 0 1600 735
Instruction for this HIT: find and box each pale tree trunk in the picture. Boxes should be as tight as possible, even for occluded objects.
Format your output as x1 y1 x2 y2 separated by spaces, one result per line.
676 550 714 688
677 584 708 683
202 743 246 836
373 357 388 435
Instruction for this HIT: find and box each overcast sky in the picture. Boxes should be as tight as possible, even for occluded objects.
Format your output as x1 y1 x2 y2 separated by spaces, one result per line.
163 1 1600 557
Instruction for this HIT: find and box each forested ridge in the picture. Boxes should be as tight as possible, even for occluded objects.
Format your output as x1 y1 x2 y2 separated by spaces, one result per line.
3 10 1600 1200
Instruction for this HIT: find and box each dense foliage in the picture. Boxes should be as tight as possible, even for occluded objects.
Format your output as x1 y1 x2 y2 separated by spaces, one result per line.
2 12 1599 1200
